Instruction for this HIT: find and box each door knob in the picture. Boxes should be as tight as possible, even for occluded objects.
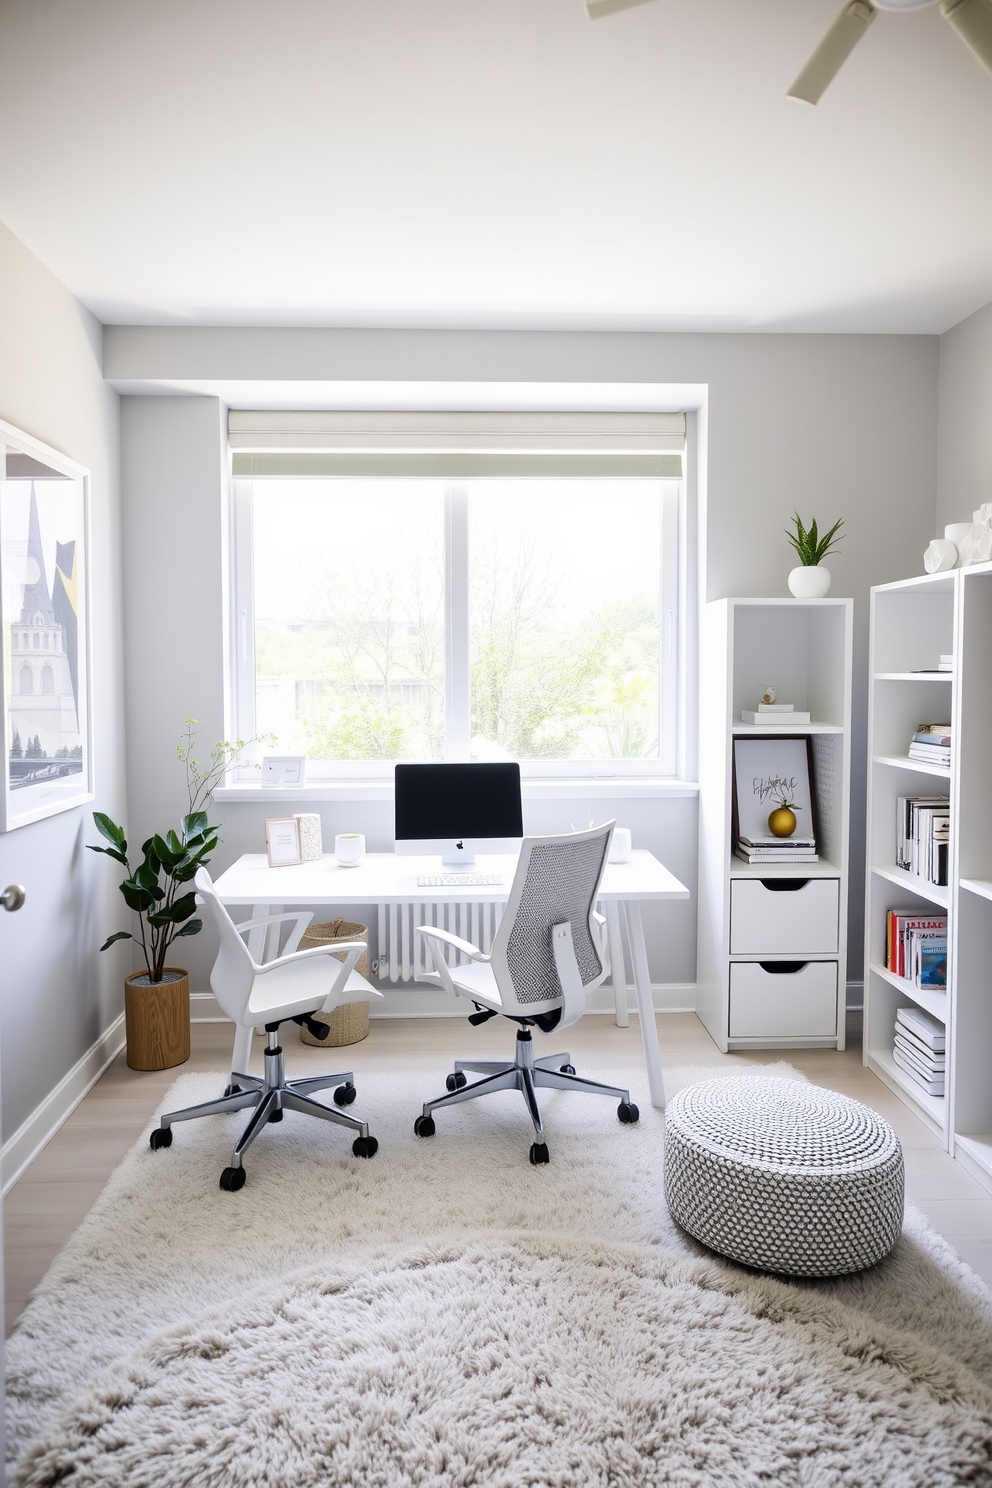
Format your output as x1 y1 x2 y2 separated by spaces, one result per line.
1 884 25 912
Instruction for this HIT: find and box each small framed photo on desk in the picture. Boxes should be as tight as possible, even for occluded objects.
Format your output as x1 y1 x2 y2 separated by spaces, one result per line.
265 816 302 867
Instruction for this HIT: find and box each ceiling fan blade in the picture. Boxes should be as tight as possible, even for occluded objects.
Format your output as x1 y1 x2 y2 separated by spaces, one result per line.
787 1 877 105
940 0 992 76
585 0 659 18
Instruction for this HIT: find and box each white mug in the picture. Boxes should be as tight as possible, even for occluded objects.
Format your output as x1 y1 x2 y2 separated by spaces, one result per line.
608 826 632 863
335 833 365 867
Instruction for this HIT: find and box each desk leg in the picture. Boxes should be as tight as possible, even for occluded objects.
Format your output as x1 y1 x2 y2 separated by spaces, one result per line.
624 900 666 1109
604 901 629 1028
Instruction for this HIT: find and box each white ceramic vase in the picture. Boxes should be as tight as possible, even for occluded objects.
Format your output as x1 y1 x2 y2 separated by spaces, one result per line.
788 565 831 598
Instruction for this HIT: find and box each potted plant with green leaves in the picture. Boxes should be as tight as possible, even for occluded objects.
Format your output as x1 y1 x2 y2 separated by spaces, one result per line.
90 721 256 1071
785 512 844 598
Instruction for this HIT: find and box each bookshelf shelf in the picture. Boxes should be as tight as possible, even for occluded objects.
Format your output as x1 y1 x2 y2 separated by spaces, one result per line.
729 858 842 879
868 962 948 1022
698 599 852 1053
960 878 992 901
873 754 951 778
866 1047 946 1135
732 722 844 736
870 864 948 909
867 563 992 1196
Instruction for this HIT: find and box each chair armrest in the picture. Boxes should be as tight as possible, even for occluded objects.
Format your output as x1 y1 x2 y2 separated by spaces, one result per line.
591 910 610 977
237 910 314 958
415 925 490 962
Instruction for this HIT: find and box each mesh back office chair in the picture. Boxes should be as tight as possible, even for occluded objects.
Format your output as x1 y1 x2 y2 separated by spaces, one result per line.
414 822 639 1164
149 869 380 1190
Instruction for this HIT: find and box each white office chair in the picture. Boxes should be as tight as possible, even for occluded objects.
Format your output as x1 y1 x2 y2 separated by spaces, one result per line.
414 821 639 1164
149 868 381 1190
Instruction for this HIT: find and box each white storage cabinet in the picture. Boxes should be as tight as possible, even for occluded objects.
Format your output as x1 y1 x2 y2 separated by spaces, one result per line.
697 598 853 1051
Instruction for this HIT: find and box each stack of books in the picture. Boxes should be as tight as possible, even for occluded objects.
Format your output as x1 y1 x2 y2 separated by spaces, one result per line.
908 722 951 770
938 654 954 673
896 795 950 886
893 1005 946 1097
735 834 818 864
885 909 948 986
739 702 811 726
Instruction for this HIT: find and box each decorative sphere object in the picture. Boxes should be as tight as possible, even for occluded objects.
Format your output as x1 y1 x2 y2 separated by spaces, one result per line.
923 538 958 574
768 807 797 838
788 565 831 598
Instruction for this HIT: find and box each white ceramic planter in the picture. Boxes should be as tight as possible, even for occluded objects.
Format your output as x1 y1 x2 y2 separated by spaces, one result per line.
788 565 831 598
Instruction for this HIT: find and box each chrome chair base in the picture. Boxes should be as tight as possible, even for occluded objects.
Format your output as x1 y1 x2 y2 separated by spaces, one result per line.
419 1026 634 1146
152 1029 377 1182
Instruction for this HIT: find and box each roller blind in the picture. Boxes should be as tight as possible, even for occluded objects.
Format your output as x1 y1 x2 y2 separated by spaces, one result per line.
229 410 685 479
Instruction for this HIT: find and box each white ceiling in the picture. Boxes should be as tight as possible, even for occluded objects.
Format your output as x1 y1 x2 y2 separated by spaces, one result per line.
2 0 992 334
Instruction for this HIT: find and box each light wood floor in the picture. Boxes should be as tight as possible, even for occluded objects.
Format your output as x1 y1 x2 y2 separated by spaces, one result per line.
6 1011 992 1336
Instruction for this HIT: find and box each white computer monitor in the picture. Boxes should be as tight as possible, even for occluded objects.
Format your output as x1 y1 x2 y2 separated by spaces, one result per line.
393 762 523 868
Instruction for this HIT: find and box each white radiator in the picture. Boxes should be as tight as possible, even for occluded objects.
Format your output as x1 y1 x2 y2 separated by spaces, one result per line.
375 900 504 983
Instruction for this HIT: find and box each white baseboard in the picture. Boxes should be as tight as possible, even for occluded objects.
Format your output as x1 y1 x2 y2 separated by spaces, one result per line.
190 990 225 1021
191 984 697 1023
2 1013 126 1196
846 981 864 1009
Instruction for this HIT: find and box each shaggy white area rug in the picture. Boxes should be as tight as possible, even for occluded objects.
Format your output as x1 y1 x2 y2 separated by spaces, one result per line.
7 1062 992 1486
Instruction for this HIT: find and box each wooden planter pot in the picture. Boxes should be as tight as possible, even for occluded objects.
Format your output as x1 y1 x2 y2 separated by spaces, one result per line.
124 968 191 1071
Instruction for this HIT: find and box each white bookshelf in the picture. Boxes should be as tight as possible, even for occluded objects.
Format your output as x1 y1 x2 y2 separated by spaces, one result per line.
864 563 992 1191
697 598 853 1052
864 570 955 1141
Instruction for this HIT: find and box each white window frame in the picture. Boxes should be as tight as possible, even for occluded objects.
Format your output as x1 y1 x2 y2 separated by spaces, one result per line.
228 411 686 783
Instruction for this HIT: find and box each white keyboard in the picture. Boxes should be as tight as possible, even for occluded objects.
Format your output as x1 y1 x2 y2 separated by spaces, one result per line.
416 873 504 888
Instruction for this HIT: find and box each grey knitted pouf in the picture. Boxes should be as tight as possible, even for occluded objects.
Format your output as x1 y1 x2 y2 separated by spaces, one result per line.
664 1077 904 1277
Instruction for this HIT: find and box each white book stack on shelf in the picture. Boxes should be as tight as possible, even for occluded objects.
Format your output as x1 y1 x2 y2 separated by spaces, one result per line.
893 1006 946 1097
739 702 812 725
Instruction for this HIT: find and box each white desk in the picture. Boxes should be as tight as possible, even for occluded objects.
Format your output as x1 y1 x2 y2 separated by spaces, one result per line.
212 850 689 1108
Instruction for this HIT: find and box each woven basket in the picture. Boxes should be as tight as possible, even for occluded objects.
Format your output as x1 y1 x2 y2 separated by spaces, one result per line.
298 919 370 1046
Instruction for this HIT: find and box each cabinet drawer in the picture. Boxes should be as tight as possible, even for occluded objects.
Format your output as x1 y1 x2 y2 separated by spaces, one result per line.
730 878 839 955
729 961 838 1039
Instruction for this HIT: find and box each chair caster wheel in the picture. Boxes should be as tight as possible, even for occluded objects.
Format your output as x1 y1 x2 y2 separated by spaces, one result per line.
267 1106 283 1123
333 1082 357 1107
445 1071 468 1092
223 1083 242 1097
149 1126 172 1151
352 1136 378 1158
529 1142 550 1166
559 1064 576 1075
414 1115 436 1138
618 1101 639 1124
219 1166 246 1191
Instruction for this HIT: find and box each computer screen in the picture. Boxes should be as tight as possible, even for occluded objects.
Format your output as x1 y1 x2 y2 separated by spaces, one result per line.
394 762 523 868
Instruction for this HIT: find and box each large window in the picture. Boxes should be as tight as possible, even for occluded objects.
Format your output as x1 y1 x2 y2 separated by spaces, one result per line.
229 412 684 778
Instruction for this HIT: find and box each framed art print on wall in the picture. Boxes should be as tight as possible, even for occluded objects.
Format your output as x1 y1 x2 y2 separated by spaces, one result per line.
0 419 93 831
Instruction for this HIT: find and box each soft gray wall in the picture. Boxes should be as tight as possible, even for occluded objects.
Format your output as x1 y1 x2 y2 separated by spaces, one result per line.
937 299 992 530
0 221 126 1139
114 327 941 997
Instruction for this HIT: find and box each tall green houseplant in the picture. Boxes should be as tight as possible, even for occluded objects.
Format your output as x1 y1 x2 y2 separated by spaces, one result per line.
90 721 255 983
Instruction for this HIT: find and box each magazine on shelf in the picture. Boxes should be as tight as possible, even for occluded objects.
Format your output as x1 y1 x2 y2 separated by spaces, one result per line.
913 930 947 989
893 1046 945 1096
885 911 947 979
895 1003 946 1051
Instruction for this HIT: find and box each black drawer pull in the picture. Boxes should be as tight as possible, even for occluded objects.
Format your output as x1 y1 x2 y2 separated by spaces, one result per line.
758 961 808 974
759 878 809 892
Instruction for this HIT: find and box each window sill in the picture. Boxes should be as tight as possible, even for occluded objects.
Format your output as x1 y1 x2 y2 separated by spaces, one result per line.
213 778 700 805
